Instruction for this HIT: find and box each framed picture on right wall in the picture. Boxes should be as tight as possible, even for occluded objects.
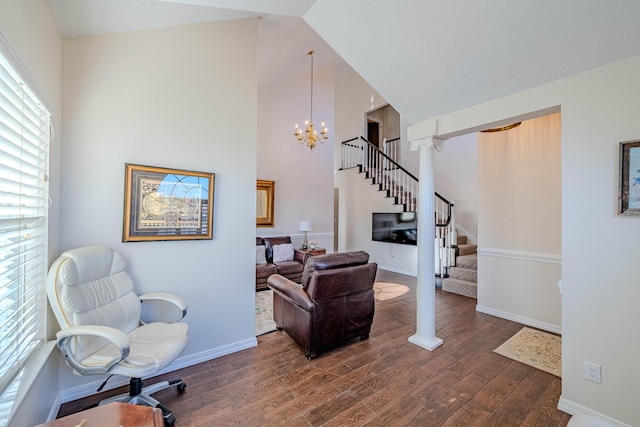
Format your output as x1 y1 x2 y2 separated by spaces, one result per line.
618 140 640 215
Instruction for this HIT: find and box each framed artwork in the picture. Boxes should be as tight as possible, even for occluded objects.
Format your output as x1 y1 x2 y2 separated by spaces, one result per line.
256 180 275 227
619 140 640 216
123 164 214 241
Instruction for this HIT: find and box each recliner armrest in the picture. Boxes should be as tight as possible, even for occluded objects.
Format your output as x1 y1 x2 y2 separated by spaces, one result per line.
56 325 131 375
139 292 188 323
267 274 313 311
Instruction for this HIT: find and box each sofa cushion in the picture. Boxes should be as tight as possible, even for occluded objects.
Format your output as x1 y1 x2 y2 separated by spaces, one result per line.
272 243 294 262
263 236 292 262
274 259 304 276
256 245 267 265
256 263 277 279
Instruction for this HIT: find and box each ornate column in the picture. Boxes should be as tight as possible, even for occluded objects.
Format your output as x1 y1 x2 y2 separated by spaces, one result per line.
408 136 444 351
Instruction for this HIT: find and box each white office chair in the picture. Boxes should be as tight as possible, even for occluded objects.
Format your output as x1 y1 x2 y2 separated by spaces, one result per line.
47 246 189 426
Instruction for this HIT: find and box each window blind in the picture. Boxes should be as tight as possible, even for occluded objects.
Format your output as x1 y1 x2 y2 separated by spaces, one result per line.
0 49 50 398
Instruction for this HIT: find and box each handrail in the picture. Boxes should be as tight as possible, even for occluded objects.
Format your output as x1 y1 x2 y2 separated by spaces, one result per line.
340 135 457 276
359 136 417 180
354 136 453 220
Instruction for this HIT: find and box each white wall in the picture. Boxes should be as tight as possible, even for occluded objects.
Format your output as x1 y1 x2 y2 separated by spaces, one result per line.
410 56 640 426
334 66 387 172
257 66 335 251
476 114 562 332
338 168 417 275
433 133 478 242
60 19 258 396
0 1 63 426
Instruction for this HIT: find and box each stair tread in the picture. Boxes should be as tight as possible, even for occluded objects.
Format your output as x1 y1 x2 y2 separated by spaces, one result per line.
442 277 477 299
449 266 477 282
443 277 477 285
457 244 477 256
456 253 477 268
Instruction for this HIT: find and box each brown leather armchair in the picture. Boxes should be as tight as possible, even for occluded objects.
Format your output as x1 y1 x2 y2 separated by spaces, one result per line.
267 251 377 359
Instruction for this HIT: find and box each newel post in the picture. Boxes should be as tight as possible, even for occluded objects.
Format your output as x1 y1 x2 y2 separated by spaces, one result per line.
408 135 444 351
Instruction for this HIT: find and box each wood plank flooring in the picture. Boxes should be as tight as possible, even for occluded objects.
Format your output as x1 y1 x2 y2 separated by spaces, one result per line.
58 269 570 426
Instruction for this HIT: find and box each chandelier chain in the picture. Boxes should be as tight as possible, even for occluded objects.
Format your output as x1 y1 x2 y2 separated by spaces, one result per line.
309 50 313 125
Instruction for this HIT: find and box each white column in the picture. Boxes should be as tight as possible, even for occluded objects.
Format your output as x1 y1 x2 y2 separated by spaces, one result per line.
408 136 444 351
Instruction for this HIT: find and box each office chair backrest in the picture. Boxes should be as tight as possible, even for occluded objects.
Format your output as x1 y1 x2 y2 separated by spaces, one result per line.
48 246 142 361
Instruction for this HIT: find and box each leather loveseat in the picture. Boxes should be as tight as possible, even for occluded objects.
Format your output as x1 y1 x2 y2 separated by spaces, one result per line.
267 251 377 359
256 236 306 291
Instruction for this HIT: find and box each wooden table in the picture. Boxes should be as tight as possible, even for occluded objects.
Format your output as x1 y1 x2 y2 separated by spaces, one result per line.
299 247 326 262
35 402 163 427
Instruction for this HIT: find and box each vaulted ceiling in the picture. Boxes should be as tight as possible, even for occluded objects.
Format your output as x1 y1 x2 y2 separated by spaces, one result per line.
50 0 640 125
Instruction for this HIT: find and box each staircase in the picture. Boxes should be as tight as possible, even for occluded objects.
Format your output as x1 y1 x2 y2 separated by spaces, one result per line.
442 235 478 298
341 136 476 298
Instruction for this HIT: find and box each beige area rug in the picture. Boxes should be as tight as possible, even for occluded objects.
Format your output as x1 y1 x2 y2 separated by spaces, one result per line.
494 327 562 377
255 290 277 336
373 281 410 301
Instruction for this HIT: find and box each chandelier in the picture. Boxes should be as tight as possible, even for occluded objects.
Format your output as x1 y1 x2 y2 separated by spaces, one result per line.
294 50 328 150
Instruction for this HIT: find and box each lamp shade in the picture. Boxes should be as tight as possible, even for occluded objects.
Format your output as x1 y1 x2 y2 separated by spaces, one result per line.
299 221 312 232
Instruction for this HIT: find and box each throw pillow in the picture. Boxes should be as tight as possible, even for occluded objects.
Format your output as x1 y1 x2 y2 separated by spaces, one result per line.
256 245 267 265
272 243 294 263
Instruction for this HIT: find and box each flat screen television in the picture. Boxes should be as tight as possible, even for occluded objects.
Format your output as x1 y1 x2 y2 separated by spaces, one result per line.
372 212 417 245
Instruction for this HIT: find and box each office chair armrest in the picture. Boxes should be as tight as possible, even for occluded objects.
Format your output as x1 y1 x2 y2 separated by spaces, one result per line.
56 325 131 375
139 292 188 322
267 274 313 311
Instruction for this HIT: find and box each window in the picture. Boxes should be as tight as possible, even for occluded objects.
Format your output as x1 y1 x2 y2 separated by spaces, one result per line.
0 46 51 404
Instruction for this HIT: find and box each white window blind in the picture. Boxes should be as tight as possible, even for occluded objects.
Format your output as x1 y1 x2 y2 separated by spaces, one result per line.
0 49 50 398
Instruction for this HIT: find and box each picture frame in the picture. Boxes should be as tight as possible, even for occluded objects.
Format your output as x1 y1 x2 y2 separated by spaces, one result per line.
123 163 214 241
256 180 275 227
618 140 640 216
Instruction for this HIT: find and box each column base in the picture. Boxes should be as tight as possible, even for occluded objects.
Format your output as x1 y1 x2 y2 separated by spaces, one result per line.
408 334 443 351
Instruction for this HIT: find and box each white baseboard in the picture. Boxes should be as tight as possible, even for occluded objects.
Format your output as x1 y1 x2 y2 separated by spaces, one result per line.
46 396 62 424
58 337 257 404
558 396 630 426
476 304 561 334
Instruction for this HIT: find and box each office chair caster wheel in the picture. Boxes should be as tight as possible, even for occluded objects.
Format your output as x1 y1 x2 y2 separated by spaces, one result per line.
157 403 175 427
163 413 176 427
177 382 187 393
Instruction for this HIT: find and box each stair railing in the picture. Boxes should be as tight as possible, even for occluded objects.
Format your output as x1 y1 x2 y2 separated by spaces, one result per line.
341 136 457 275
383 137 401 168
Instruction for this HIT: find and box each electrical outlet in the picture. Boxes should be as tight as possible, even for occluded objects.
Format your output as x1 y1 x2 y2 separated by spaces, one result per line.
584 361 602 383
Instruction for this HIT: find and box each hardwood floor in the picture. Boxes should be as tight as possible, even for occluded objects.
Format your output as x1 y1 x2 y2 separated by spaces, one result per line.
58 269 570 426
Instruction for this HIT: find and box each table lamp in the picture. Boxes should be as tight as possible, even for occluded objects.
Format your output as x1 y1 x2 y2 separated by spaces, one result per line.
299 220 312 249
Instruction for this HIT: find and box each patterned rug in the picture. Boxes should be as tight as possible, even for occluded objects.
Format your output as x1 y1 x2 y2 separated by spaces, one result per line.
494 327 562 377
255 290 277 336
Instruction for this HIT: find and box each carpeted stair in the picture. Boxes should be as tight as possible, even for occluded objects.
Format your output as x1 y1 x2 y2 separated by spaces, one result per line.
442 235 477 298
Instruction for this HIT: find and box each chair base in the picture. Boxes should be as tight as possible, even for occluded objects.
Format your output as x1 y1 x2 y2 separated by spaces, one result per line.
99 378 186 427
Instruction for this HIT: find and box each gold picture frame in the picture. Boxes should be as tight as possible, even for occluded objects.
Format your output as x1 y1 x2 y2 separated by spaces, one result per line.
256 180 275 227
619 140 640 216
123 163 214 241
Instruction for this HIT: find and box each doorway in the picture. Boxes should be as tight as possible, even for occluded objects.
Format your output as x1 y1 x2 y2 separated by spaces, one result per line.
367 119 381 148
366 104 401 164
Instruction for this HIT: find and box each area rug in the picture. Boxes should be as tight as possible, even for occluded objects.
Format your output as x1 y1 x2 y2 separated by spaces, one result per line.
373 281 410 301
494 327 562 377
255 290 277 336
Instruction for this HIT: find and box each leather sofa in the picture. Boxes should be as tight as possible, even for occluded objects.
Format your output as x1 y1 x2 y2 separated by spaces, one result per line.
267 251 377 359
256 236 306 291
